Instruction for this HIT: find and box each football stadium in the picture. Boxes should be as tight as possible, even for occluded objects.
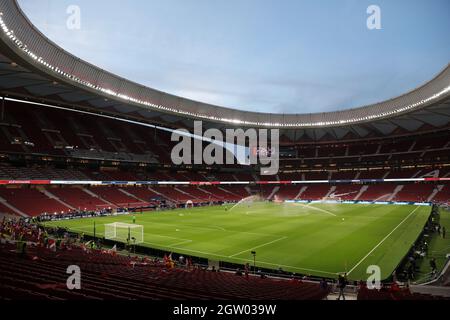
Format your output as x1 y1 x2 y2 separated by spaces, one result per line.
0 0 449 306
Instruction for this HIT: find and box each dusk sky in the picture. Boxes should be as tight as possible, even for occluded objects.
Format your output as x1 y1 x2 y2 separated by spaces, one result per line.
18 0 450 114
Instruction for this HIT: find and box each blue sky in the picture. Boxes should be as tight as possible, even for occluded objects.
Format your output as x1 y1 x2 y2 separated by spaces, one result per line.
18 0 450 114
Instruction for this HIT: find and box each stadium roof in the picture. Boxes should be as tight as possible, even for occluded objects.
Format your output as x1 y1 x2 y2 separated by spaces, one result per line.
0 0 449 141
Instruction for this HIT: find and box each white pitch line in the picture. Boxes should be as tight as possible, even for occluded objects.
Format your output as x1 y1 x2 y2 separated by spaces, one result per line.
143 241 228 258
228 236 288 258
236 258 339 276
146 221 276 237
168 239 193 247
209 225 226 231
69 226 95 232
347 206 421 275
141 242 337 275
147 234 192 242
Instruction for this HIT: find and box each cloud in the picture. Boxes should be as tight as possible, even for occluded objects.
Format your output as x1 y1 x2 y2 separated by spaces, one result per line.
17 0 449 116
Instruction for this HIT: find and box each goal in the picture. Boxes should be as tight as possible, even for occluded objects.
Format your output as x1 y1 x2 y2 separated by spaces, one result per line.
104 222 144 244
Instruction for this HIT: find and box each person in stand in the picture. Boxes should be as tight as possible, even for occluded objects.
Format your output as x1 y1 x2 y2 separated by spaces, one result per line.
337 273 348 300
430 258 437 276
244 263 250 280
186 257 192 270
407 263 414 280
319 278 329 297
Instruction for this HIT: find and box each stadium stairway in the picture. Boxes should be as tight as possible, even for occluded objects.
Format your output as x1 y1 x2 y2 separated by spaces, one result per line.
0 189 72 216
427 185 444 202
432 185 450 204
39 188 76 211
120 186 161 206
118 188 148 204
219 187 248 200
47 187 110 211
267 186 280 200
388 185 404 201
148 186 177 204
272 185 302 201
354 185 368 201
0 200 27 217
324 186 336 199
299 185 332 200
393 184 434 202
174 187 201 202
357 184 397 201
89 187 142 207
81 188 117 209
197 187 223 201
295 186 308 199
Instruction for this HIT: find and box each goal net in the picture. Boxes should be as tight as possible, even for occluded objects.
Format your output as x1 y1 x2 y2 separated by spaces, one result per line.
104 222 144 244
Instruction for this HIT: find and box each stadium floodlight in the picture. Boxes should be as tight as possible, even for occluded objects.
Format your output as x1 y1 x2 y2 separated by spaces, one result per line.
104 222 144 244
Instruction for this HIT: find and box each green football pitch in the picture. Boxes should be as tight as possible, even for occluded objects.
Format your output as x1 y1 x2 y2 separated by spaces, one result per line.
43 202 431 281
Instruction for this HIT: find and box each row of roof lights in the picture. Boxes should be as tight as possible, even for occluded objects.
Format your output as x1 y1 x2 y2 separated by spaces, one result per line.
0 11 449 128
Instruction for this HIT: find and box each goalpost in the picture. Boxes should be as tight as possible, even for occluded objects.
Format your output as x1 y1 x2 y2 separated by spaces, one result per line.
104 222 144 244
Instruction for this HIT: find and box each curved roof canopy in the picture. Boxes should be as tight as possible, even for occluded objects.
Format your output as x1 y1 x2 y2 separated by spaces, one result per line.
0 0 449 136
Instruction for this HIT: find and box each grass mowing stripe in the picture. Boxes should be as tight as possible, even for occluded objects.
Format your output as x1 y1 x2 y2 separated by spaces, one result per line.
43 203 431 280
347 206 420 275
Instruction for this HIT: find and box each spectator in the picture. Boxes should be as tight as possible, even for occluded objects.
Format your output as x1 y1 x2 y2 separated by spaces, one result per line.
337 273 348 300
319 278 329 294
259 270 266 279
407 264 414 280
430 258 437 276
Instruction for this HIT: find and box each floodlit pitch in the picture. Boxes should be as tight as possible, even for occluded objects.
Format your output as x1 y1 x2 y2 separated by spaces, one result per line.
44 202 431 281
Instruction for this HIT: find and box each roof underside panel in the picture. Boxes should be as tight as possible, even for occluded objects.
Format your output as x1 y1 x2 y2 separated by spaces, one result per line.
0 0 448 129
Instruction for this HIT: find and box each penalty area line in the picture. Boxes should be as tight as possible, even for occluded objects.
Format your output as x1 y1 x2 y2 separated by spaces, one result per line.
168 239 193 247
68 226 95 233
141 241 337 276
